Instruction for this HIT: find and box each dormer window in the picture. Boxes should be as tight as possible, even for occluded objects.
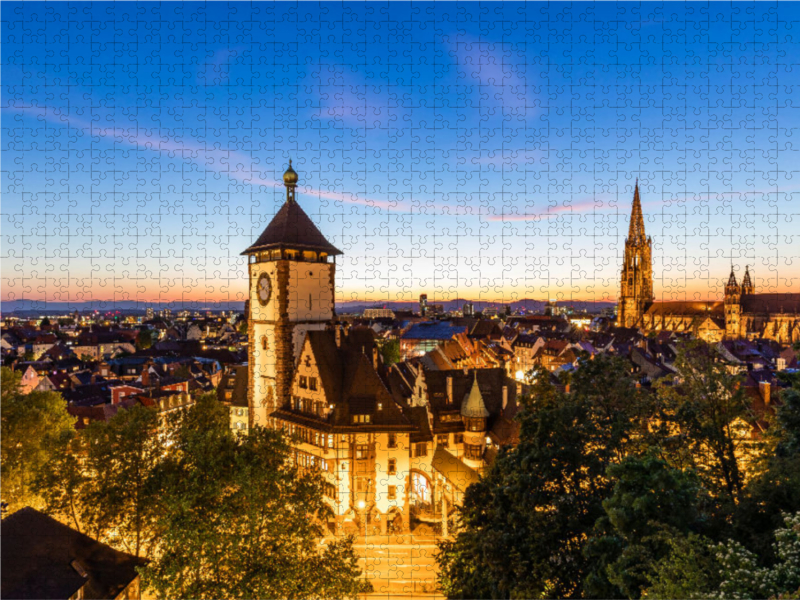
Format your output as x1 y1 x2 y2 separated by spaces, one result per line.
352 414 371 424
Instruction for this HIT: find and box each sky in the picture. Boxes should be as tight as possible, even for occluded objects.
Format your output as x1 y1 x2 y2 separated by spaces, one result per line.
2 1 799 307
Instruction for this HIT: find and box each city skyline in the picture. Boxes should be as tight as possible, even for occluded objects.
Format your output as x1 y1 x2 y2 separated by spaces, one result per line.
3 2 799 304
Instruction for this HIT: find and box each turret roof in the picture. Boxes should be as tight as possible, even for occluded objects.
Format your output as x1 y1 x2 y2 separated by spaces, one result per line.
460 371 490 418
241 199 342 256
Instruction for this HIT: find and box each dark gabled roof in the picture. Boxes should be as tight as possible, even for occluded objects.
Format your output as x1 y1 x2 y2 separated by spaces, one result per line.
1 507 145 600
741 293 800 315
241 200 342 256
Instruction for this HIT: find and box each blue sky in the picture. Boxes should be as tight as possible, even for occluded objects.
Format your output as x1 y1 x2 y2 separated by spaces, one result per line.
3 1 799 306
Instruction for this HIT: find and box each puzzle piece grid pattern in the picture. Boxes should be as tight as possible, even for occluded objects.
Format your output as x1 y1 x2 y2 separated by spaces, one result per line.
3 2 800 596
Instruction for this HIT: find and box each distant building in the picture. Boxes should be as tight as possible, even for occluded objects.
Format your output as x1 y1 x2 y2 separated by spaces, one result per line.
363 308 395 319
419 294 428 317
463 302 475 317
1 507 145 600
618 181 800 343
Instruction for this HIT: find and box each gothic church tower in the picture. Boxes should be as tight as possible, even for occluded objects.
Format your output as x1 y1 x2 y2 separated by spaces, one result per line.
242 161 342 429
724 266 742 339
617 181 654 327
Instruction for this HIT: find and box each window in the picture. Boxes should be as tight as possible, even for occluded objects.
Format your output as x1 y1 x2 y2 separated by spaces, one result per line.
388 485 397 500
454 433 464 445
388 458 396 476
309 377 318 391
465 443 482 460
388 433 397 448
355 445 370 459
299 376 308 389
437 434 449 448
466 417 485 432
414 442 428 458
352 414 371 424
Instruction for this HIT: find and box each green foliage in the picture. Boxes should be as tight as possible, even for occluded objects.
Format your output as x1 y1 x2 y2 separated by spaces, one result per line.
379 338 401 366
438 355 651 599
644 533 720 599
83 404 164 557
654 339 753 505
437 339 794 599
1 367 75 513
584 455 706 599
136 328 154 350
646 513 800 600
140 393 362 599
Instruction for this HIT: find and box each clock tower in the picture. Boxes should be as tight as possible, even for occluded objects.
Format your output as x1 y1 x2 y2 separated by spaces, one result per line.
242 160 342 429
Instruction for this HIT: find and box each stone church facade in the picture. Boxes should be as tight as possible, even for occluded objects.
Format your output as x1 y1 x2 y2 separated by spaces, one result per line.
617 183 800 343
243 162 521 534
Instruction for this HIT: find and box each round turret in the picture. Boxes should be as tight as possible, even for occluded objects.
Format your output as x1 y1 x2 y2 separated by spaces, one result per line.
283 159 298 186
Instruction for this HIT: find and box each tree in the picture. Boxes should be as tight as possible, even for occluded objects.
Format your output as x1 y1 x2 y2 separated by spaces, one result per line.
645 513 800 600
34 428 89 533
643 533 720 599
654 339 755 505
141 394 363 599
136 328 154 350
81 404 164 557
583 455 707 599
1 367 75 513
40 317 51 327
438 355 653 599
379 338 401 367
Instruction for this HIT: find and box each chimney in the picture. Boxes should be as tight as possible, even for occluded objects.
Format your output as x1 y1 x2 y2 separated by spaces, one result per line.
502 385 508 411
372 346 379 370
446 376 453 404
759 381 771 404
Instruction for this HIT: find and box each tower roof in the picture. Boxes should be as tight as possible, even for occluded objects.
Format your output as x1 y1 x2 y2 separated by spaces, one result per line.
242 160 342 256
461 371 490 418
627 180 647 240
241 200 343 256
727 266 738 288
742 265 753 290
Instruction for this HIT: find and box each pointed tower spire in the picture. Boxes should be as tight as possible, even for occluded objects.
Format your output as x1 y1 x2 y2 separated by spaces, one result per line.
461 370 489 419
726 264 738 288
628 179 646 240
742 265 754 294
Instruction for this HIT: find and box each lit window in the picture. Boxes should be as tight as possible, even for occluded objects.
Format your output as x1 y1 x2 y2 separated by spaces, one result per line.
437 434 449 448
299 376 308 389
388 458 396 475
309 377 318 391
388 485 397 500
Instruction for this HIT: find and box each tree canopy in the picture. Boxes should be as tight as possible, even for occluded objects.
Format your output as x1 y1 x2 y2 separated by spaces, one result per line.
437 341 800 599
1 367 75 513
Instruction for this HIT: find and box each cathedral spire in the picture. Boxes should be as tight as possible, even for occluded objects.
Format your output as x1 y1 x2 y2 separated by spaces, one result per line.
628 179 646 241
742 265 754 294
727 265 738 288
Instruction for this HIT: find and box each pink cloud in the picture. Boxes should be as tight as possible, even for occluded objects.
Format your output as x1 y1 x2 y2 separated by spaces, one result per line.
4 103 401 209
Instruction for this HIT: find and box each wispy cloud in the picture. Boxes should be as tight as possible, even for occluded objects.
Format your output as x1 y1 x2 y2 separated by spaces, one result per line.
447 35 534 113
4 102 400 210
305 69 404 130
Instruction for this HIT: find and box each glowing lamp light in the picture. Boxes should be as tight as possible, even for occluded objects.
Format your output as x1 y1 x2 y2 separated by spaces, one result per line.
357 500 366 510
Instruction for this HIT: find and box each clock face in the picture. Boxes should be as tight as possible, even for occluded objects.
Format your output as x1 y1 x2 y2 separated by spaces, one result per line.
257 273 272 306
